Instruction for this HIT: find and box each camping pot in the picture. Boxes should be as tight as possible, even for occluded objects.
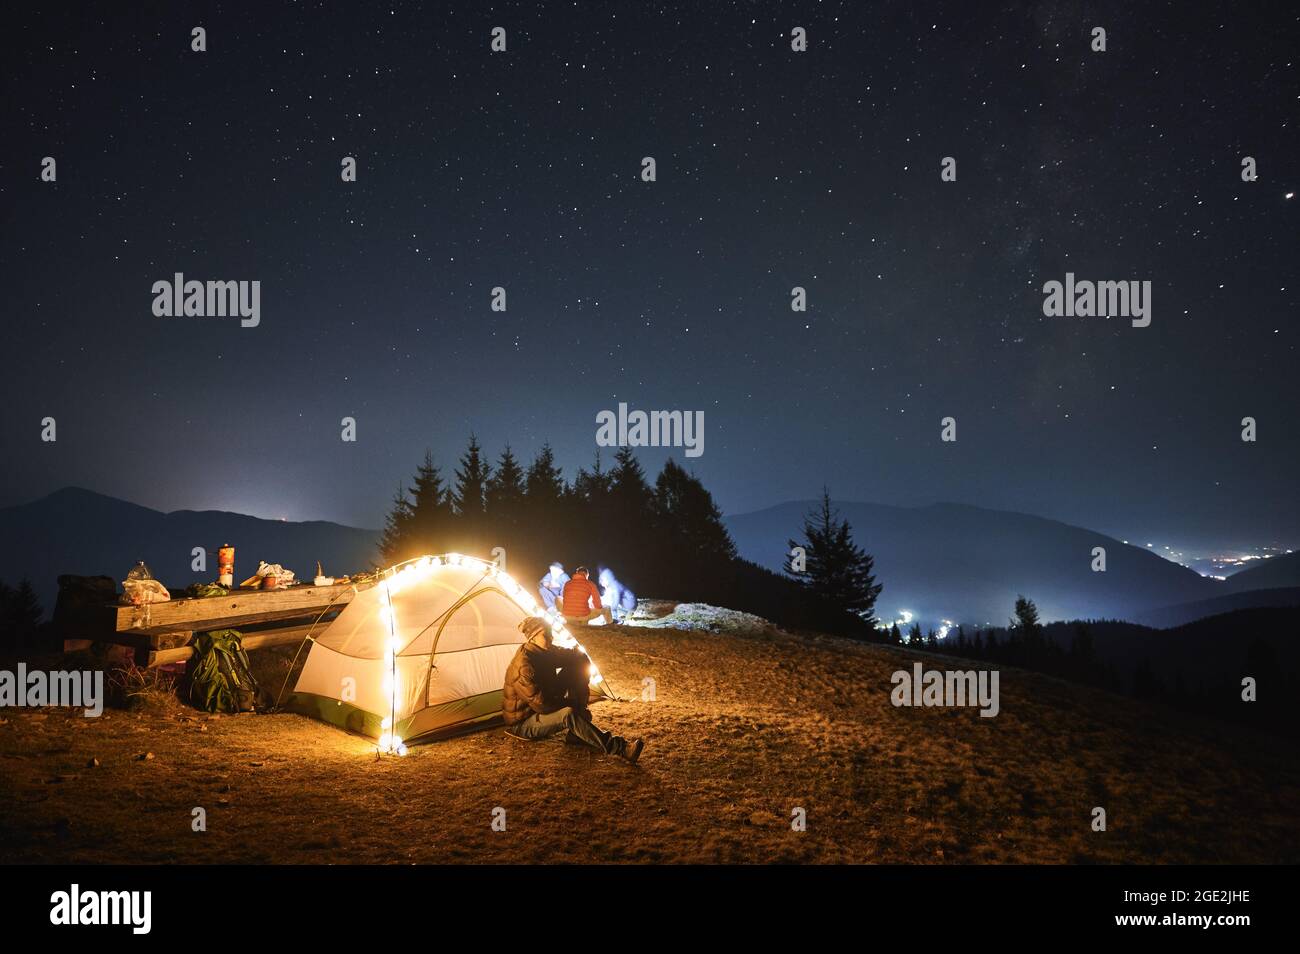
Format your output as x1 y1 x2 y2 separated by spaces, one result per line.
262 574 279 590
217 545 235 587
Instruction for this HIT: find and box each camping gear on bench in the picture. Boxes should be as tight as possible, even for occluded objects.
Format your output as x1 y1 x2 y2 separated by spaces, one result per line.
121 562 170 605
239 561 296 590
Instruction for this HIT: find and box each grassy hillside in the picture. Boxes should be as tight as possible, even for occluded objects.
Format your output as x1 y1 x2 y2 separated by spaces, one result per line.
1 608 1296 863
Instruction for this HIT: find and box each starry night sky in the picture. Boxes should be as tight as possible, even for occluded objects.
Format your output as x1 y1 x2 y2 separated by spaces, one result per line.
3 1 1297 556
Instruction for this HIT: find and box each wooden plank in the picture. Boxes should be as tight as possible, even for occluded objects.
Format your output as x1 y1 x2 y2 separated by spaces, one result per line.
150 631 193 651
113 583 363 635
146 622 327 668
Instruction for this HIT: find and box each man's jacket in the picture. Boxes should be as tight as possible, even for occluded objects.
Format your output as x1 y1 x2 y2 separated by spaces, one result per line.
502 642 590 726
560 577 604 617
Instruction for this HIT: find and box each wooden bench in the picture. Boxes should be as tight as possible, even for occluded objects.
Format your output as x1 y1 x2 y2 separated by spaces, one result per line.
97 582 369 667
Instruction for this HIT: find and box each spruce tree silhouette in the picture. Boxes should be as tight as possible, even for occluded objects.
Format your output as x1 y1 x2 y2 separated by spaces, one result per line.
452 436 491 553
485 445 526 540
0 578 43 650
785 489 883 630
410 450 454 552
378 483 415 563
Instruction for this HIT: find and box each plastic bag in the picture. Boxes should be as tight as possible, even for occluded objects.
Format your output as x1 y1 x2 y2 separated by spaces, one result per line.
122 578 171 605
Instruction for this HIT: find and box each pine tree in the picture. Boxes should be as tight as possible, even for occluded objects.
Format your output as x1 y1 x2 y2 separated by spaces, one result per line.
572 451 612 505
485 444 526 530
2 578 43 649
603 447 656 567
1011 595 1043 660
609 447 653 519
378 483 416 563
785 489 882 626
453 435 491 521
524 443 566 507
409 450 453 552
654 458 736 562
1013 595 1041 634
907 622 923 646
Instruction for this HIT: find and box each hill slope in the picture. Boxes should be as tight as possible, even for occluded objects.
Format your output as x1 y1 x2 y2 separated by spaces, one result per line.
1 609 1295 863
726 500 1222 625
1130 587 1300 629
0 487 381 614
1224 550 1300 592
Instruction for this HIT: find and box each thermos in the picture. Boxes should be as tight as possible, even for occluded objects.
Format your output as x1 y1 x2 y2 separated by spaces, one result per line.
218 545 235 587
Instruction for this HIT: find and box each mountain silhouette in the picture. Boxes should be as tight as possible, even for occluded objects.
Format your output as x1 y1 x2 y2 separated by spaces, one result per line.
1222 550 1300 592
0 487 380 615
1131 586 1300 629
725 499 1227 625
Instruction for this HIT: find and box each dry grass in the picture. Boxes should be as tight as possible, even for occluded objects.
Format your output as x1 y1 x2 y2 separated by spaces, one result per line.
1 611 1297 864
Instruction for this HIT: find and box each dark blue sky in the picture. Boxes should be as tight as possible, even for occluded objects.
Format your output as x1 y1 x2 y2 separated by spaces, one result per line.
3 1 1297 556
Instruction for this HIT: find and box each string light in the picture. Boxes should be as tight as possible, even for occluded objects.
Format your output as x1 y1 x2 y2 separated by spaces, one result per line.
371 553 614 756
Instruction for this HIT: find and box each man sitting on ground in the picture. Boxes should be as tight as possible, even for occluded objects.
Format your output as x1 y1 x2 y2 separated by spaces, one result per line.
502 617 643 763
560 566 613 626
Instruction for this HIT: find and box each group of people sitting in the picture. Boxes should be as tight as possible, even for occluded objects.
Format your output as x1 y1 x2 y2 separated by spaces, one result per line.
537 563 633 626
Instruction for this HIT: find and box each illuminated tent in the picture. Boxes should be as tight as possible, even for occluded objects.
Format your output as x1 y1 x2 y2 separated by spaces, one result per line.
289 554 615 752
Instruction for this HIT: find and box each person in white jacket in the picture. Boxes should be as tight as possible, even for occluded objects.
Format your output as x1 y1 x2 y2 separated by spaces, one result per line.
537 562 569 612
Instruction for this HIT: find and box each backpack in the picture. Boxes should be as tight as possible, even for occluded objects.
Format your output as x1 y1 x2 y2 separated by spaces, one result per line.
188 629 259 713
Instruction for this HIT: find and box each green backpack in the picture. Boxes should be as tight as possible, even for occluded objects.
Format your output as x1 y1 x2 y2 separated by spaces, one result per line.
188 629 259 713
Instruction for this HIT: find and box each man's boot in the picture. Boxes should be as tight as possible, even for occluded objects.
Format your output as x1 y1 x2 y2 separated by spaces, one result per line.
621 737 644 765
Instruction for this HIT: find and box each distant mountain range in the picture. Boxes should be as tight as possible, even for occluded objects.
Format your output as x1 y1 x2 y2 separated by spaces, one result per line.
0 488 381 614
724 500 1300 627
1130 586 1300 630
1221 550 1300 593
3 488 1297 629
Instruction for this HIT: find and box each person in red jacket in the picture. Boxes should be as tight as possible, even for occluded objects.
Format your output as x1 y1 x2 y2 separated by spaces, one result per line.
559 566 613 625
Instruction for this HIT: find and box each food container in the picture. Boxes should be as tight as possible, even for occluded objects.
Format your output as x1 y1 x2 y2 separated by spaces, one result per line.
217 545 235 587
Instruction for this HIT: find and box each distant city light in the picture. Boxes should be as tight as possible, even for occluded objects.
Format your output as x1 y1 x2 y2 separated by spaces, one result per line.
875 609 913 631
